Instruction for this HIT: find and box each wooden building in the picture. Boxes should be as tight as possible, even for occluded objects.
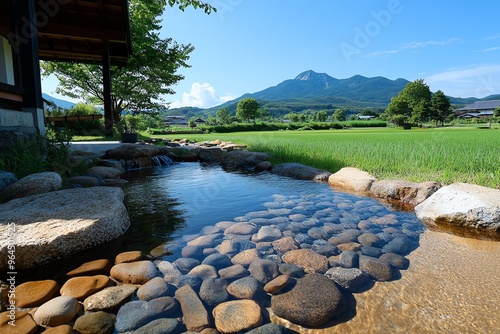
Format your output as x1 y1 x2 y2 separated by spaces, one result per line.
0 0 132 151
454 100 500 119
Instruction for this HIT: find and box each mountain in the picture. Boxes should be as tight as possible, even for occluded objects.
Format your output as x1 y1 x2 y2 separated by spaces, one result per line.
42 93 76 110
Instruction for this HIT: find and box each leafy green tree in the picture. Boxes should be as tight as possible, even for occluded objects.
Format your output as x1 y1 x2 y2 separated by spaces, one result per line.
216 107 230 125
285 112 299 122
298 114 307 122
333 109 346 121
386 79 432 127
494 106 500 119
188 117 197 128
430 90 451 126
41 0 215 125
236 98 261 122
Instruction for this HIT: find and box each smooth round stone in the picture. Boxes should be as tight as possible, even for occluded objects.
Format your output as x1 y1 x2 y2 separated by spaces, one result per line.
224 222 258 235
307 227 327 239
227 276 264 300
213 300 262 333
199 278 229 306
203 248 218 256
217 238 256 256
110 260 157 284
249 218 271 226
214 221 235 230
282 249 329 274
174 285 210 332
33 296 80 327
73 311 116 334
114 301 152 333
289 214 307 222
382 237 414 255
248 259 280 284
246 323 288 334
177 275 203 290
272 237 299 254
311 243 339 257
268 216 290 225
255 241 274 255
359 255 393 281
358 232 385 247
199 225 221 235
60 275 110 300
14 279 59 308
264 275 290 294
254 226 283 242
278 263 305 278
66 259 112 277
42 324 74 334
187 235 217 248
181 245 204 259
133 318 180 334
361 246 383 258
218 264 250 281
340 250 359 268
325 267 371 292
83 284 137 311
137 277 169 300
271 274 345 327
337 242 363 251
202 253 232 270
245 210 273 219
379 253 410 269
293 233 314 244
231 248 261 267
188 264 218 280
115 250 146 264
0 311 38 334
157 261 182 286
174 257 201 274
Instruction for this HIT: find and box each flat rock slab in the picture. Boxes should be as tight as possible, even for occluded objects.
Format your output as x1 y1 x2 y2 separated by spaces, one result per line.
328 167 376 193
415 183 500 234
0 187 130 271
271 163 332 181
370 179 441 206
103 143 171 159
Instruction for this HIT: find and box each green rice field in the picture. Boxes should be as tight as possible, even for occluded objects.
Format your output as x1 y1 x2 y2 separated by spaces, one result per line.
162 127 500 189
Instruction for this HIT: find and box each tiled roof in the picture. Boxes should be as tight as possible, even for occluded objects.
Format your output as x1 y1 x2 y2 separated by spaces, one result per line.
456 100 500 111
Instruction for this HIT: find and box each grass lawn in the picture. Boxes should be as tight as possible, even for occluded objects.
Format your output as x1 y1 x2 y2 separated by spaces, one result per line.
146 127 499 189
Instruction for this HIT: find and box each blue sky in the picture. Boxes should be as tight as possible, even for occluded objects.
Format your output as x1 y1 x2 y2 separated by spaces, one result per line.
42 0 500 108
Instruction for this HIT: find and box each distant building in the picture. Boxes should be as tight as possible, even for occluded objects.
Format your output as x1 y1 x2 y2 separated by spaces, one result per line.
358 115 376 120
164 116 188 127
193 118 206 125
455 100 500 119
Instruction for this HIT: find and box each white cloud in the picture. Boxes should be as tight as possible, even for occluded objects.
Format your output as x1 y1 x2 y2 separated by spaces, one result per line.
484 33 500 40
476 46 500 53
169 82 236 108
365 38 459 58
425 64 500 98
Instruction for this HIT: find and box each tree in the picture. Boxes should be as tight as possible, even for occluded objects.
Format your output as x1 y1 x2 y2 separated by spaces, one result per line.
41 0 215 126
216 107 230 125
386 79 432 127
430 90 451 126
494 106 500 119
236 98 261 122
333 109 346 121
316 111 328 122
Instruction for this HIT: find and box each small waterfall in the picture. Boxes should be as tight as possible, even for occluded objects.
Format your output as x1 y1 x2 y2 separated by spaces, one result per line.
158 155 174 166
151 156 161 166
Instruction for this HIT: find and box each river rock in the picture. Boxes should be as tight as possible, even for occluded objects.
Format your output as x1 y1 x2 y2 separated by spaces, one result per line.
202 253 232 270
97 158 125 171
115 250 146 264
67 259 113 277
60 275 110 300
199 278 230 306
254 226 283 242
187 235 217 248
2 171 62 201
0 187 129 271
199 147 226 163
248 259 280 284
264 275 290 294
271 163 332 181
328 167 376 192
282 249 328 274
83 284 137 311
359 255 392 281
278 263 305 278
218 264 250 281
103 143 171 160
415 183 500 233
115 298 175 333
73 311 116 334
213 300 262 333
0 311 38 334
110 260 157 284
231 248 261 267
87 166 123 179
173 257 201 274
246 323 288 334
379 252 410 269
137 277 169 300
0 170 17 193
157 261 182 285
370 180 441 206
133 318 180 334
272 236 299 254
227 276 264 300
174 285 210 332
255 161 273 172
13 279 59 308
224 222 258 235
271 274 345 327
33 296 80 327
68 175 103 188
221 150 270 172
41 324 73 334
217 238 255 256
188 264 218 280
177 275 203 290
325 267 371 292
181 245 204 258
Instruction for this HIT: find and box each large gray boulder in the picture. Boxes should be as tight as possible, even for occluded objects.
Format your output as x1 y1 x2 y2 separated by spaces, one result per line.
328 167 376 192
0 187 130 271
2 171 62 201
272 163 331 181
0 170 17 193
370 179 441 207
221 150 271 172
415 183 500 234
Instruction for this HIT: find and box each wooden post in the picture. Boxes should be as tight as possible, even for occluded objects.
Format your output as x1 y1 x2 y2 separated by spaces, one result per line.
102 39 113 137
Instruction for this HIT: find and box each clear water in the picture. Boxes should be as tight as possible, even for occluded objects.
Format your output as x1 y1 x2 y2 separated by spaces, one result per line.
121 162 424 261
